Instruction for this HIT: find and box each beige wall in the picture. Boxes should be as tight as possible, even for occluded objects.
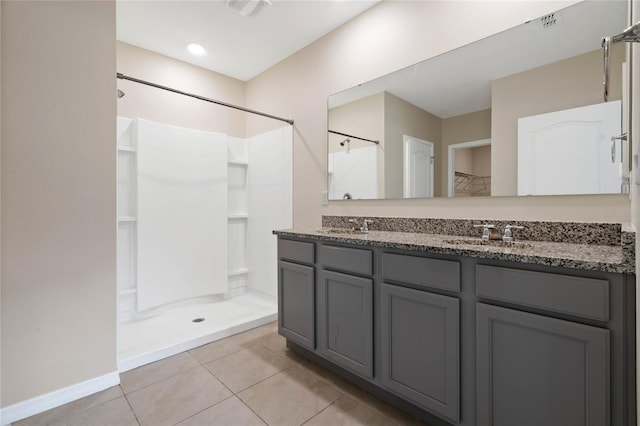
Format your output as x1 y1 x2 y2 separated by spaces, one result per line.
244 0 631 227
117 42 246 137
328 93 384 153
328 91 441 199
1 1 117 407
328 93 384 196
473 146 492 177
455 149 473 175
492 46 625 196
441 109 492 196
384 92 441 198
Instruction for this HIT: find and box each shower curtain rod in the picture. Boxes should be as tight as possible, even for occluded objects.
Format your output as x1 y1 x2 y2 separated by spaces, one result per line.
328 129 379 144
116 73 294 125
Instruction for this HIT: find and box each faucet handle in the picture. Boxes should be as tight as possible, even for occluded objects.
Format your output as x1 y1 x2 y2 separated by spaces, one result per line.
473 224 496 241
503 225 525 242
473 224 496 229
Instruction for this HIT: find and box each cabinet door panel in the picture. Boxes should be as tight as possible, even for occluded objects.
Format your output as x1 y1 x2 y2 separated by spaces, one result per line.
380 283 460 422
278 261 315 350
476 303 610 426
318 270 373 378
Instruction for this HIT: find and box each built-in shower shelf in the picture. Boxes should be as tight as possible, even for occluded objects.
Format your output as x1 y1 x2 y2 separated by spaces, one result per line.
228 214 249 219
228 268 249 277
118 216 137 222
118 288 138 296
228 160 248 166
117 145 136 152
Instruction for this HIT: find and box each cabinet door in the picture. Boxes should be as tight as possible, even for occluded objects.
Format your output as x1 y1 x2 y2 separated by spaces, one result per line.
318 270 373 378
380 283 460 423
477 303 610 426
278 261 315 350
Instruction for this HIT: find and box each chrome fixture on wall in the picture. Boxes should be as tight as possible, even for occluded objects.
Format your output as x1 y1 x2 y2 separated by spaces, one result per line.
602 21 640 101
339 138 350 153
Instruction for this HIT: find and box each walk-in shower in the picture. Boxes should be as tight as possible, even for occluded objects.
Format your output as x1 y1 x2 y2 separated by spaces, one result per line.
116 74 293 371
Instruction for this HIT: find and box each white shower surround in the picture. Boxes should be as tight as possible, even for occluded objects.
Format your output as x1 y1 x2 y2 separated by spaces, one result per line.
136 119 229 310
116 118 292 366
328 145 379 200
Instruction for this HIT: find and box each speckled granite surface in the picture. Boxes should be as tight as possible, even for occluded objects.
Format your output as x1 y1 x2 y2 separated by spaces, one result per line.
322 215 623 246
275 219 635 273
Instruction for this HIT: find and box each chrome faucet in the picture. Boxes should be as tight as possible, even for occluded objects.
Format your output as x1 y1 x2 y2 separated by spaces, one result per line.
348 218 373 233
502 225 525 242
473 224 501 241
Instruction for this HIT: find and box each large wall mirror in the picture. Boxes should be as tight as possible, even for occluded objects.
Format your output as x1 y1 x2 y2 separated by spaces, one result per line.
327 1 629 200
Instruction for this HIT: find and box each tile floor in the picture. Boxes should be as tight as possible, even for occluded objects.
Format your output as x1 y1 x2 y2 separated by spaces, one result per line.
15 322 429 426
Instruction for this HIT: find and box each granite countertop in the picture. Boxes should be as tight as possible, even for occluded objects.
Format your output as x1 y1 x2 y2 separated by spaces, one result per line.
274 228 635 274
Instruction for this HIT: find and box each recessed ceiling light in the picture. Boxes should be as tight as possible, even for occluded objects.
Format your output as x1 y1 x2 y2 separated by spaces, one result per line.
187 43 206 56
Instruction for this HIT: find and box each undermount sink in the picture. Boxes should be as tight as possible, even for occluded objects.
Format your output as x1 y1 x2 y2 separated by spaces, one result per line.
443 239 532 249
317 228 365 235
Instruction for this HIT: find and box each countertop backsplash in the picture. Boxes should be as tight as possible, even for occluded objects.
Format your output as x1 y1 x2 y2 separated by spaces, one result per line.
322 215 629 247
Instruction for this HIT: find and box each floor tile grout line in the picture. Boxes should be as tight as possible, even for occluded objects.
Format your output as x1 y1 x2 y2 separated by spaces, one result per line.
285 359 417 425
120 386 143 426
299 397 342 426
205 357 293 396
189 341 257 366
234 363 351 426
167 394 237 426
236 395 271 426
200 361 236 396
121 360 202 396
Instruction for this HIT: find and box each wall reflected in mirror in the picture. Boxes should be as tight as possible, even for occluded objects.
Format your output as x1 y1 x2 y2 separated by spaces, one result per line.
327 0 629 200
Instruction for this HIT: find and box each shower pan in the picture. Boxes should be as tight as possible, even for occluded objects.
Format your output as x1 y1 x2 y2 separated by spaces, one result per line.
116 115 292 371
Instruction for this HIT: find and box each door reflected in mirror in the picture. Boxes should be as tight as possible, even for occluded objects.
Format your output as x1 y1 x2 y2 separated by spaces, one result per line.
327 1 628 200
449 140 491 197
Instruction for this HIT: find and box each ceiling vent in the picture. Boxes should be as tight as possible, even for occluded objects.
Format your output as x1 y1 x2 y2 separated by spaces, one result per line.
226 0 272 17
540 13 558 29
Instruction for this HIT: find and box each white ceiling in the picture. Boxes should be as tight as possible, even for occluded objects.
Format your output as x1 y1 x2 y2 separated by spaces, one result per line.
117 0 380 81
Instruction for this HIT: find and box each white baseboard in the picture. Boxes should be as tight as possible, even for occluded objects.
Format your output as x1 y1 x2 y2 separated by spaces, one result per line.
0 371 120 426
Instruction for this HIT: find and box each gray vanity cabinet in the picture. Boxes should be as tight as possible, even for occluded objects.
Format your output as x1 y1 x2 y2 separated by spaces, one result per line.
317 269 374 378
380 283 460 423
476 303 610 426
276 234 635 426
277 239 316 350
317 244 374 379
475 265 613 426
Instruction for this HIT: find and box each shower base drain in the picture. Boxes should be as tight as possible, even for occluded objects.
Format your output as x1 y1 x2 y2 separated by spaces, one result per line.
192 318 205 323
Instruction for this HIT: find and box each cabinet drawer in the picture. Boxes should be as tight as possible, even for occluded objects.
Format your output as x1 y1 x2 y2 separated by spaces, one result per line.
319 245 372 276
476 265 609 321
382 253 460 292
279 238 315 264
